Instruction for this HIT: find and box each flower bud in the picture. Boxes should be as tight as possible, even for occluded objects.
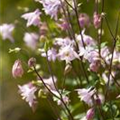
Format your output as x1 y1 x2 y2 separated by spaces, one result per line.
12 59 24 78
96 98 101 105
28 57 36 67
64 63 72 75
79 13 90 28
90 60 100 72
93 12 101 29
86 108 94 120
39 22 48 36
57 19 69 31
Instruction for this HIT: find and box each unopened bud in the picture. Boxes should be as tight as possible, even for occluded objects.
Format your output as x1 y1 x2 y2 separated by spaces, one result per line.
93 12 101 29
28 57 36 67
12 59 24 78
79 13 90 28
86 108 94 120
64 64 72 75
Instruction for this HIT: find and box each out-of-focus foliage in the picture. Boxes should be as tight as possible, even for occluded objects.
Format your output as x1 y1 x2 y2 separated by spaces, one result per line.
1 0 120 120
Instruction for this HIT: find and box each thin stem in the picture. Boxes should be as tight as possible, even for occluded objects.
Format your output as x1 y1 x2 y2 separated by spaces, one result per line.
45 52 74 120
47 96 62 120
59 0 73 39
64 0 75 11
33 65 61 99
46 51 58 92
33 65 74 120
105 13 120 100
72 0 86 48
98 0 105 57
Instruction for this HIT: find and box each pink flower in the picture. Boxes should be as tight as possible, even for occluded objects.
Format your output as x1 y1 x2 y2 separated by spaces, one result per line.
57 45 79 62
36 0 61 19
21 9 41 27
79 13 90 28
89 60 100 72
0 23 15 42
93 12 101 29
51 90 70 105
38 76 57 90
23 32 39 50
41 48 57 62
77 87 96 105
54 37 74 47
28 57 36 67
18 82 37 108
57 19 69 31
76 30 96 47
12 59 24 78
86 108 94 120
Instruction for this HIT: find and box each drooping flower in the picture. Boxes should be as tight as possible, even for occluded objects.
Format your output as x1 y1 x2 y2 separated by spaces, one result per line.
23 32 39 50
41 48 57 62
79 13 90 28
18 82 37 108
35 0 61 19
0 23 15 42
12 59 24 78
21 9 41 27
77 87 96 105
86 108 94 120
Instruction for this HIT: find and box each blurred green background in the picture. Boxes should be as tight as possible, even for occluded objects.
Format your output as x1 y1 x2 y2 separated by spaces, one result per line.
0 0 120 120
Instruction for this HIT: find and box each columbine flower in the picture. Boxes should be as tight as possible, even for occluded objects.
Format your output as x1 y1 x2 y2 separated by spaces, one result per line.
77 87 96 106
57 45 79 63
41 48 57 62
86 108 94 120
54 37 74 47
36 0 61 19
76 30 95 48
12 59 24 78
21 9 41 27
39 76 57 90
51 90 70 105
18 82 37 108
79 13 90 28
23 32 39 50
0 23 15 42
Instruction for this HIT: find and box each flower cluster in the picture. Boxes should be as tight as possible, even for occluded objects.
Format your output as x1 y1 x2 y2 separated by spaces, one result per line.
2 0 120 120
